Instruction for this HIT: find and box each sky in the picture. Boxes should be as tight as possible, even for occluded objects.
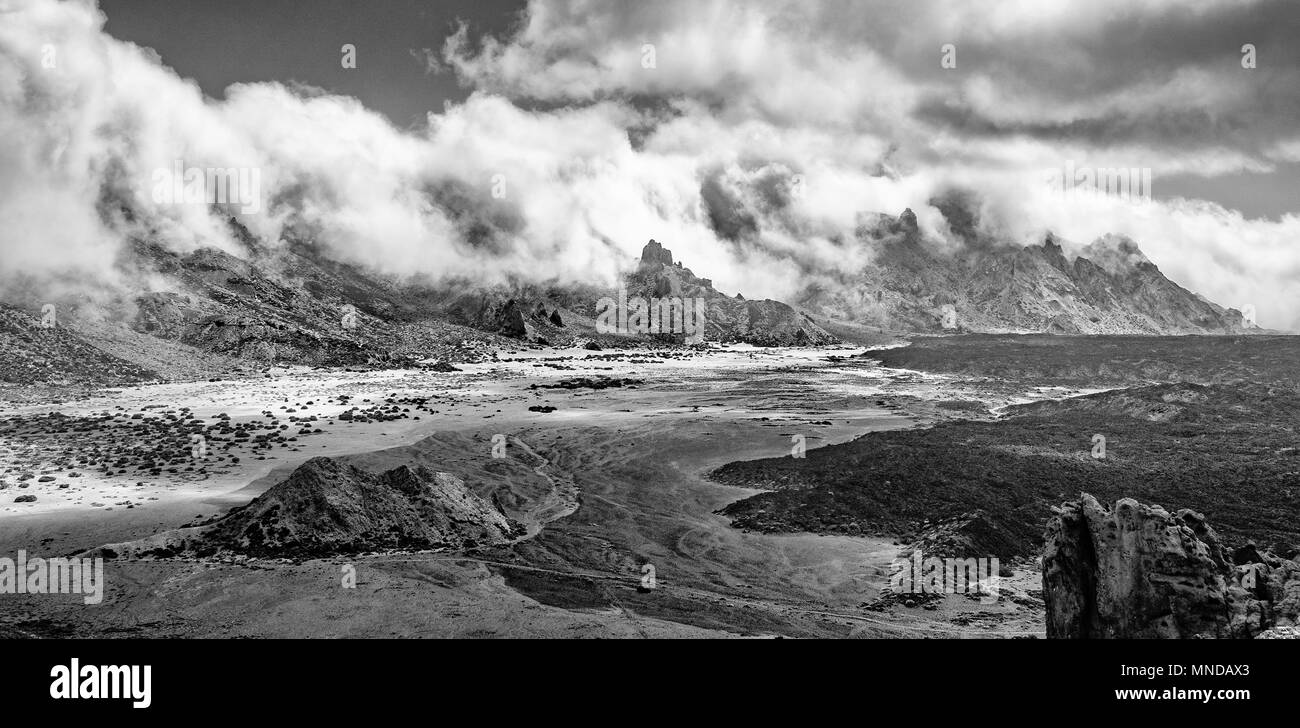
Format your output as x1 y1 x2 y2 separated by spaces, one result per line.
3 0 1300 328
100 0 526 129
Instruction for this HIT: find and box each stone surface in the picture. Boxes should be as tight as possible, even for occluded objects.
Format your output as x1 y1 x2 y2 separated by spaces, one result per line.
1043 493 1300 638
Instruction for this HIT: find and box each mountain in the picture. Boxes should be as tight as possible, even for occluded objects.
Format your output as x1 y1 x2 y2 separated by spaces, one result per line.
124 229 526 366
0 220 526 386
0 190 1256 388
88 457 527 558
625 239 837 346
2 220 841 386
800 200 1253 335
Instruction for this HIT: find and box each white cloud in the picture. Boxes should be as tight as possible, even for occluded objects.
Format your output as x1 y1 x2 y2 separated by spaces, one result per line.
2 0 1299 330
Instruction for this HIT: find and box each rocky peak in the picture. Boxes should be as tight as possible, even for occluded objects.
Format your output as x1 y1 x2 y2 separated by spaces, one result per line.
896 208 918 234
1037 232 1071 272
1043 231 1063 255
621 238 837 346
1080 234 1153 277
640 239 674 269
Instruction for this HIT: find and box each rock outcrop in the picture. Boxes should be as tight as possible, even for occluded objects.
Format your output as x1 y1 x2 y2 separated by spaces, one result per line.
445 292 529 339
1042 493 1300 638
89 457 526 558
640 239 675 268
625 240 838 346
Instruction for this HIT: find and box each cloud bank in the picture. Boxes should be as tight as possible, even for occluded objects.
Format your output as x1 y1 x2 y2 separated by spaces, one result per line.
2 0 1298 328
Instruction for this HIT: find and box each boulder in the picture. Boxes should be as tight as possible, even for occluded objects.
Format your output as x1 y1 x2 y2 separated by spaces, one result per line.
1043 493 1300 638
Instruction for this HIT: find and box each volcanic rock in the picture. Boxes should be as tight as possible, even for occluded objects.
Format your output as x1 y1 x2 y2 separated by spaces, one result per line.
1042 493 1300 638
88 457 525 558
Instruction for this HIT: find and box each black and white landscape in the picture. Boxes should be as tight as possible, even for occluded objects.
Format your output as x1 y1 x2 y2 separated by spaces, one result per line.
3 0 1300 640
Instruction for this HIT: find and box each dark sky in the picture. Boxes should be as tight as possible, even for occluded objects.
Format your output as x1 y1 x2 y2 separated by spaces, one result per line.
101 0 526 130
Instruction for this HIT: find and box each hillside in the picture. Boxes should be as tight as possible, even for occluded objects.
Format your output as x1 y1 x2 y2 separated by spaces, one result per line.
0 304 158 386
2 221 843 388
801 196 1253 335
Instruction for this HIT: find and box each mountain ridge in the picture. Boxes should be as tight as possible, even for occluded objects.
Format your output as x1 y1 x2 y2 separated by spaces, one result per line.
800 204 1255 336
0 204 1263 386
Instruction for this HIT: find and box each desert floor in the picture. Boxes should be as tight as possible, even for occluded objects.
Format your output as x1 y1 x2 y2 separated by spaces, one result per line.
1 345 1068 637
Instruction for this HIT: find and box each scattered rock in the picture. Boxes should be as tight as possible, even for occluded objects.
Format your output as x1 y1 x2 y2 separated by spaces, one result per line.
530 376 642 391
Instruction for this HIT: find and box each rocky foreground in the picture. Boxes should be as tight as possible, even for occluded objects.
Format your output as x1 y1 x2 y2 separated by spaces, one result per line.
1043 494 1300 639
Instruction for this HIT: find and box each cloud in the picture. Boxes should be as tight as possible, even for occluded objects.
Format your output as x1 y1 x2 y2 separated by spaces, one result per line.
439 0 1300 327
2 0 1299 329
409 47 446 76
